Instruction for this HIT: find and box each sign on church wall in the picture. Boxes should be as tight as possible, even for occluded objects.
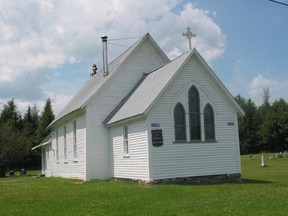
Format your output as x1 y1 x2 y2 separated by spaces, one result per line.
151 129 163 147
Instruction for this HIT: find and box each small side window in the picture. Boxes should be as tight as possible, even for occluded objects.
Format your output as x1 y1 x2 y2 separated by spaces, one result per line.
56 130 59 161
64 126 67 161
123 126 129 155
73 121 77 160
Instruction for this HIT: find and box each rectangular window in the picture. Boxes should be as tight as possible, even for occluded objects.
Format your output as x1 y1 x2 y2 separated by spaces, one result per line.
64 126 67 161
56 130 59 161
123 126 129 156
73 121 77 160
46 146 49 161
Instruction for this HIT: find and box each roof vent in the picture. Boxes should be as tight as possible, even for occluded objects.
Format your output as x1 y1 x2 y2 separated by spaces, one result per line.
101 36 109 77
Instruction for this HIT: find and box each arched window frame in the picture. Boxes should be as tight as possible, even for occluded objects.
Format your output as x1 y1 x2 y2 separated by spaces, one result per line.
204 103 215 141
174 102 187 142
188 86 201 141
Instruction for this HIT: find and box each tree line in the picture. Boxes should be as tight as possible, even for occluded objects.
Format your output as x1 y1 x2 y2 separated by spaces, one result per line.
0 89 287 176
235 88 288 154
0 98 54 177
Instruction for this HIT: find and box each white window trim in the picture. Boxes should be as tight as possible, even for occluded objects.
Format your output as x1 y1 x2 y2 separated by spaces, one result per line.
63 126 67 162
46 146 50 161
56 130 59 162
123 125 129 157
73 121 78 161
171 84 217 143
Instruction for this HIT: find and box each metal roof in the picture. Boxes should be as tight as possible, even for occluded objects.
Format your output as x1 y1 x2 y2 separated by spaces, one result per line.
32 133 52 150
49 33 243 128
106 50 192 125
106 49 244 125
49 33 168 127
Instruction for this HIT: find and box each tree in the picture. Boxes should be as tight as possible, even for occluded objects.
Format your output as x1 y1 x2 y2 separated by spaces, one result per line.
36 98 55 144
235 95 261 154
0 125 30 176
0 100 30 176
0 98 56 175
258 88 271 123
23 105 39 146
263 88 270 107
23 105 41 169
0 99 22 131
259 99 288 152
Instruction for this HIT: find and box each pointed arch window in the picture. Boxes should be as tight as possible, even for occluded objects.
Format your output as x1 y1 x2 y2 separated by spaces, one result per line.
204 103 215 141
189 86 201 140
174 103 186 141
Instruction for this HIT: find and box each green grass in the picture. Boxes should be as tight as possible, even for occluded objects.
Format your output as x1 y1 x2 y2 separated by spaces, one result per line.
0 154 288 216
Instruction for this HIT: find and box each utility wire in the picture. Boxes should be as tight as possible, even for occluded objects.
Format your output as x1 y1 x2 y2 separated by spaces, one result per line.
1 0 39 99
107 42 129 48
269 0 288 6
107 36 141 48
108 36 141 41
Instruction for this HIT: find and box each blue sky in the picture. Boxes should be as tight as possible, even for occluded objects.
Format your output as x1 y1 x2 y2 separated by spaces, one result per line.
0 0 287 114
196 0 288 104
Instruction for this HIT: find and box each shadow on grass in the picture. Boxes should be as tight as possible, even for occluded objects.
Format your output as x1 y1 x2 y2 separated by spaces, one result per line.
154 178 273 186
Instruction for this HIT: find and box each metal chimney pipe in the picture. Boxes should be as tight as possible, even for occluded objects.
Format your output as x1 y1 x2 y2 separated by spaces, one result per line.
101 36 109 77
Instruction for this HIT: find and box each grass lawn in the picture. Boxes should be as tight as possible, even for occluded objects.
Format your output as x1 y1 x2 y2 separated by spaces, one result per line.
0 154 287 216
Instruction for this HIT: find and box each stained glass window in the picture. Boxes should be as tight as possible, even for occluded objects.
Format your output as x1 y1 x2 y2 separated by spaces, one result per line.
204 103 215 140
189 86 201 140
174 103 186 141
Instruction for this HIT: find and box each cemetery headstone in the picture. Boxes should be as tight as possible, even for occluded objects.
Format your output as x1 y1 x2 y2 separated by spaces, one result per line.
261 154 267 167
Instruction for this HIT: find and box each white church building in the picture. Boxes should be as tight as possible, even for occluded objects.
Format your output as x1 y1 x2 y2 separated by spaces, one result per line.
33 33 244 182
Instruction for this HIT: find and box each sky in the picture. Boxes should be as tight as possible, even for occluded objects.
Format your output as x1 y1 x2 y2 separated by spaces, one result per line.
0 0 288 115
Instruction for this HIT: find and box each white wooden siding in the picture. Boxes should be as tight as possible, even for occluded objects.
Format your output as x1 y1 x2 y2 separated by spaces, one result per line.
46 113 86 180
110 120 149 180
85 40 168 180
148 56 241 180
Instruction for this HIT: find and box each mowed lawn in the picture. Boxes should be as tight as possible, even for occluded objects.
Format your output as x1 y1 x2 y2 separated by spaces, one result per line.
0 154 287 216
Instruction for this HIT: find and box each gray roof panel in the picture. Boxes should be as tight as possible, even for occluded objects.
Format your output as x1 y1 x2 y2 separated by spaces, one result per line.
106 48 244 125
32 133 52 150
49 33 167 127
106 50 192 125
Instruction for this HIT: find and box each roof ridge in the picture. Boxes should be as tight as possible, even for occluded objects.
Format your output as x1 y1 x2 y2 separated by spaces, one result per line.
49 34 150 127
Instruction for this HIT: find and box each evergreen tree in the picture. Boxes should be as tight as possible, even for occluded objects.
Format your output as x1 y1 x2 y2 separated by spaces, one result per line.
258 88 271 122
23 105 40 169
0 98 56 175
36 98 55 144
0 99 22 131
235 95 261 154
0 100 29 176
23 105 39 146
263 88 271 107
0 124 30 176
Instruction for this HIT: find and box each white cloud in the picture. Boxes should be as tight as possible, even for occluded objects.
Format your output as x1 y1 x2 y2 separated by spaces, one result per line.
5 93 73 116
0 0 226 114
248 74 280 105
45 93 73 116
